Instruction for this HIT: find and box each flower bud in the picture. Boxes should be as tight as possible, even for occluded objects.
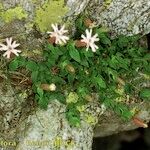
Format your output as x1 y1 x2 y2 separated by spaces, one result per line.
133 117 148 128
84 19 93 27
49 83 56 91
48 37 56 44
65 64 75 74
40 83 56 91
85 94 93 102
75 40 87 48
84 19 96 28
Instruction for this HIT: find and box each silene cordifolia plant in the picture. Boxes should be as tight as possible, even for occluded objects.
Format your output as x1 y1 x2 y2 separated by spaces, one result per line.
1 18 150 127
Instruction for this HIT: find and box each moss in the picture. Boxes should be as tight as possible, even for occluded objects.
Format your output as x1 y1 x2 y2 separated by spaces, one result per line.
53 136 62 148
0 3 3 10
32 0 37 3
66 92 79 103
34 0 69 32
85 114 97 125
104 0 112 8
0 6 28 23
0 3 3 18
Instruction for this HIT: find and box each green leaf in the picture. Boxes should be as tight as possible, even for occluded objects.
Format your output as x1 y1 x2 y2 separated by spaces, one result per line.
75 16 85 32
124 83 134 95
54 47 63 56
38 97 48 109
109 55 119 69
109 53 129 70
77 86 89 97
48 44 63 55
9 59 19 71
144 53 150 59
68 116 81 127
52 93 66 104
114 103 132 120
38 62 49 72
94 76 106 88
68 44 81 63
18 58 26 67
37 87 44 97
101 36 111 45
83 50 94 58
116 54 130 70
47 44 55 52
56 93 66 104
96 30 111 45
80 59 89 67
68 74 75 84
66 105 81 127
47 57 56 66
104 99 132 120
117 36 129 48
44 92 66 104
31 71 38 82
97 27 109 33
140 88 150 100
26 61 39 71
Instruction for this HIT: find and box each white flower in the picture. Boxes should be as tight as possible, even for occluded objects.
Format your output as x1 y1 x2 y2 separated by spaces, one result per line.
49 83 56 91
47 24 69 45
81 29 99 52
0 37 21 59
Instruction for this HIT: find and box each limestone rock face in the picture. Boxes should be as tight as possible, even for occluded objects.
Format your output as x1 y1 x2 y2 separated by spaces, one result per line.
67 0 150 36
16 101 97 150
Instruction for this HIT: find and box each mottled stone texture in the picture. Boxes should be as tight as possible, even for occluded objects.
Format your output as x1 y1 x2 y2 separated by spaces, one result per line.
87 0 150 36
67 0 150 36
16 101 98 150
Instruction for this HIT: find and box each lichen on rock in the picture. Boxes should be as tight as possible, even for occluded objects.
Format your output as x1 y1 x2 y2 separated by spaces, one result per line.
34 0 69 32
0 6 28 23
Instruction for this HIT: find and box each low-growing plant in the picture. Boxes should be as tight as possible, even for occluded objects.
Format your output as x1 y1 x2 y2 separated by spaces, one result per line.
8 18 150 126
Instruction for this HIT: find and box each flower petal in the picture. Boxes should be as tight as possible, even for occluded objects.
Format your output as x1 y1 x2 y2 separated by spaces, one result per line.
12 41 20 48
60 25 65 32
3 51 11 59
12 49 21 56
0 44 8 51
90 44 96 52
6 37 12 46
51 24 58 32
93 34 99 41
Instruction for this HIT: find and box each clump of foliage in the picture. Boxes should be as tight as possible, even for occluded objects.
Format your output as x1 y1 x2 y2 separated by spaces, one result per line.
8 18 150 126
